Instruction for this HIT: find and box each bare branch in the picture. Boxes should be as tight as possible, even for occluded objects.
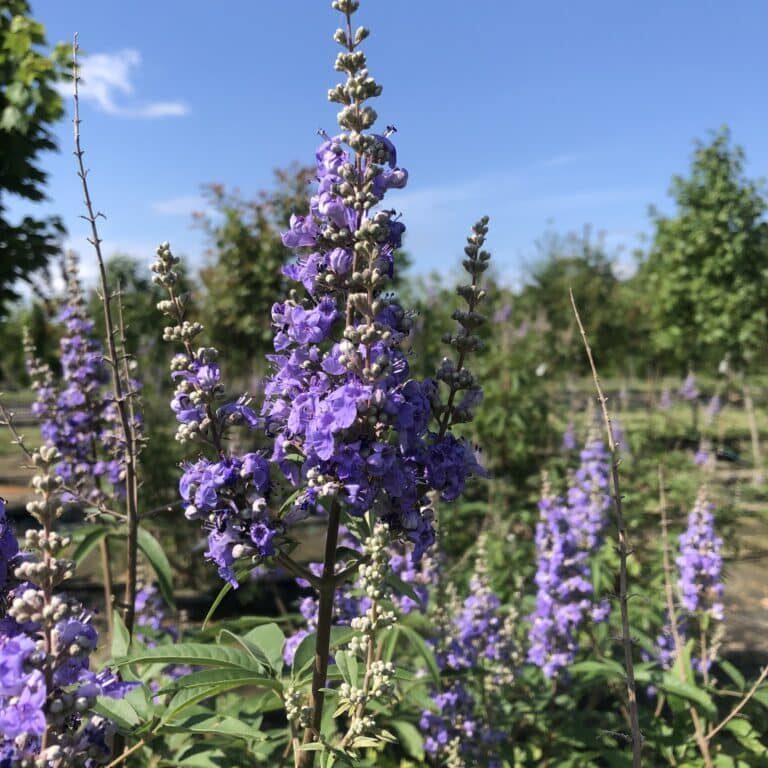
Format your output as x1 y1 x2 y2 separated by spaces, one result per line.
570 289 643 768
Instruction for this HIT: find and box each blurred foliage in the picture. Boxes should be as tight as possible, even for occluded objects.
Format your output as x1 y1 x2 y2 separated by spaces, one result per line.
83 254 197 508
0 297 55 385
516 227 653 377
642 128 768 372
196 166 314 380
0 1 67 316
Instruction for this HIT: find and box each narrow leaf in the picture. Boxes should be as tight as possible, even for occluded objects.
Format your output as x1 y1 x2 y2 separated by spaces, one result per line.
137 526 175 609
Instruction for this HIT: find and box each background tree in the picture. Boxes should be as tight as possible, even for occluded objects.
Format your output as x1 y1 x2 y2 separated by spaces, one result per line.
642 128 768 372
85 253 196 506
517 227 639 375
195 165 314 380
0 1 67 316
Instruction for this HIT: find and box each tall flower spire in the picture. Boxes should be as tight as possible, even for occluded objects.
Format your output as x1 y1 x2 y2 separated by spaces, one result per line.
677 488 724 621
157 0 490 588
528 433 611 678
26 252 127 504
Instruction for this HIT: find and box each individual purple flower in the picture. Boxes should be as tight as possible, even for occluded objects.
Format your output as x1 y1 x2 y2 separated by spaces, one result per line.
705 393 722 424
693 446 710 467
659 388 673 411
679 373 699 402
562 422 576 451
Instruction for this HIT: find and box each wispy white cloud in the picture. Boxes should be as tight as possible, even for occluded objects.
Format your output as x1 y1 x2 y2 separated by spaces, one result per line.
152 195 207 216
62 49 189 119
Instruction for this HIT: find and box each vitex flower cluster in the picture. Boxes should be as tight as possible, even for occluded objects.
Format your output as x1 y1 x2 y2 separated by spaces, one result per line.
527 433 611 678
677 488 724 622
705 393 722 424
25 253 128 506
421 536 518 767
154 0 490 588
647 489 724 683
152 243 270 587
0 455 130 766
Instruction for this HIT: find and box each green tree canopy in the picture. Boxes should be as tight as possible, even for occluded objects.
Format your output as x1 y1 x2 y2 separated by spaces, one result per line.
516 227 641 374
643 128 768 370
196 165 314 379
0 1 67 315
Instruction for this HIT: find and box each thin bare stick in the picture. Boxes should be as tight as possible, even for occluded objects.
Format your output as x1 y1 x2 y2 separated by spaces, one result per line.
115 283 143 625
658 466 713 767
72 36 140 635
707 665 768 742
570 289 642 767
104 736 148 768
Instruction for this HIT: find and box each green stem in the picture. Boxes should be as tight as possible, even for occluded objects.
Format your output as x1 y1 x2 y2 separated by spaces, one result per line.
299 500 341 766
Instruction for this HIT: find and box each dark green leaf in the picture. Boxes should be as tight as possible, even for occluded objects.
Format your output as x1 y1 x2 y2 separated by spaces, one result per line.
137 526 175 609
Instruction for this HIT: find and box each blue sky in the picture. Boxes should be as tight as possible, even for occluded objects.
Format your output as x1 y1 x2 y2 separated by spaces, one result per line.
18 0 768 285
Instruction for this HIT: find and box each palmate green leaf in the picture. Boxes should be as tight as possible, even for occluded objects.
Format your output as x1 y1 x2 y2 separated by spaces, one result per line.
176 750 231 767
202 581 234 630
384 572 422 604
164 683 251 722
292 627 357 678
162 671 281 722
242 623 286 673
114 642 268 673
718 659 747 690
658 673 717 717
71 524 110 565
166 711 266 742
200 567 257 629
93 695 141 731
217 687 284 717
724 718 767 755
389 720 424 761
334 650 359 686
392 625 440 685
752 690 768 710
163 669 281 700
570 659 625 681
125 681 156 721
217 629 271 671
112 609 131 657
159 668 275 694
137 525 175 609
